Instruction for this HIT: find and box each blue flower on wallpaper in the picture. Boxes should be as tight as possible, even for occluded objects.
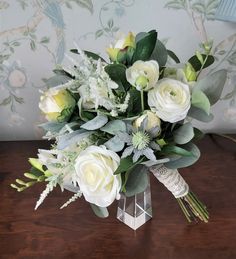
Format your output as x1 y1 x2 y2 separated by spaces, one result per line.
41 0 66 63
115 6 125 17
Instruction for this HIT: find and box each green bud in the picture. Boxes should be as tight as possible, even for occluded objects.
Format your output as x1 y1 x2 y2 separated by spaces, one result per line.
26 181 36 187
16 179 27 186
156 138 167 147
196 51 204 65
10 184 19 189
37 175 46 182
184 63 197 82
135 75 149 89
17 187 27 192
24 172 39 180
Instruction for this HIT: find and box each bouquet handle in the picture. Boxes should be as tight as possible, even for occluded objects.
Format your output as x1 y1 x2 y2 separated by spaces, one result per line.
150 165 209 223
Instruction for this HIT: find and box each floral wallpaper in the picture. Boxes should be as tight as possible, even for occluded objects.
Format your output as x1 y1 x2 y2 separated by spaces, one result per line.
0 0 235 140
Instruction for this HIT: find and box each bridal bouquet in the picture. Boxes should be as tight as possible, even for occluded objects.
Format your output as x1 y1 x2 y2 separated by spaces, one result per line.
11 30 227 225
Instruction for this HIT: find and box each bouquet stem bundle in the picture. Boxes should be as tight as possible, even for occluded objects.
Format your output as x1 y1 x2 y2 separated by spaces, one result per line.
150 165 209 223
177 191 209 223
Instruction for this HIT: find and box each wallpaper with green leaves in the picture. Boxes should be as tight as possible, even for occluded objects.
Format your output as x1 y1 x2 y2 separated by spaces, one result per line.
0 0 235 140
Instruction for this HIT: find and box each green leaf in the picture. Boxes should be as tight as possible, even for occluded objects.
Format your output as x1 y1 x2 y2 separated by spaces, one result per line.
101 120 126 135
173 122 194 145
132 30 157 62
0 96 11 106
73 0 93 14
161 145 193 157
40 36 50 44
104 136 124 152
53 68 74 79
95 29 103 39
57 130 93 150
187 106 214 122
188 54 214 71
124 165 148 197
107 18 114 28
114 156 133 175
167 49 180 63
150 39 168 67
126 89 142 115
192 90 211 115
194 69 227 105
30 40 36 51
105 64 130 92
70 49 106 62
80 115 108 130
43 75 72 87
39 121 67 133
164 143 201 169
90 204 109 218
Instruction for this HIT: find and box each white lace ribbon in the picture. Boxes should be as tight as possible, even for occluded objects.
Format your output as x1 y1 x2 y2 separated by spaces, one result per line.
150 165 189 198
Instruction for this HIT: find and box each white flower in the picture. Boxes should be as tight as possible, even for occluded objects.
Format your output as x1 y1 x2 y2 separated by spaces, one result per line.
126 60 159 91
74 146 121 207
39 89 75 122
133 110 161 132
148 78 191 123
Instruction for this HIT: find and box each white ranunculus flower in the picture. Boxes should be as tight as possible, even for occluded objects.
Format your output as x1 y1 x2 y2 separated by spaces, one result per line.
74 145 121 207
148 78 191 123
126 60 159 91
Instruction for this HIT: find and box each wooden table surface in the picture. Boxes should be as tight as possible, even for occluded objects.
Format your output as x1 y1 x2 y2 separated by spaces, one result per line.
0 135 236 259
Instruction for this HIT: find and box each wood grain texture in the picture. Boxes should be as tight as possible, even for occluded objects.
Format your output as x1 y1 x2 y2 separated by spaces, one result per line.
0 136 236 259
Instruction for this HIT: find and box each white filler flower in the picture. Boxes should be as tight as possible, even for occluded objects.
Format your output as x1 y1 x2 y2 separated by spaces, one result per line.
148 78 191 123
74 146 121 207
126 60 159 91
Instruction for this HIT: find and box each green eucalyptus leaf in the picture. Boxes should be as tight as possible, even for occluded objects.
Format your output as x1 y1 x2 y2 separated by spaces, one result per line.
150 39 168 67
194 69 227 105
188 106 214 122
188 54 214 71
105 64 130 92
101 120 126 135
39 122 66 133
191 90 211 115
53 69 74 79
43 75 72 88
127 89 142 115
57 130 93 150
104 136 124 152
167 49 180 63
132 30 157 62
114 156 133 175
161 145 193 157
70 49 106 62
90 204 109 218
124 164 148 197
173 122 194 145
80 115 108 130
164 143 200 169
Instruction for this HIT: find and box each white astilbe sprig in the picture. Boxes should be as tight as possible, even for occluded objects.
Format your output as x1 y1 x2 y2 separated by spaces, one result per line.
60 191 82 209
49 45 130 115
34 175 59 210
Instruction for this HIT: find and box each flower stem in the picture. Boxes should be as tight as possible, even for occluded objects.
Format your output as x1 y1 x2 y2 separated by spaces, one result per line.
140 90 144 112
177 191 209 223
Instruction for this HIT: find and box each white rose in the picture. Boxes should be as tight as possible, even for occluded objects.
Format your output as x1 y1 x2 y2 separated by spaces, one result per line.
126 60 159 91
148 78 191 123
39 89 75 122
74 145 121 207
